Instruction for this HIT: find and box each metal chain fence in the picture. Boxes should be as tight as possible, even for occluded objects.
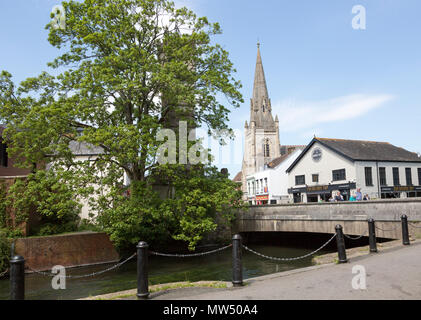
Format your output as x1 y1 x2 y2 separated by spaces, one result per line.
375 224 400 232
26 252 137 279
409 222 421 229
242 233 337 262
343 230 368 240
150 244 233 258
0 268 8 278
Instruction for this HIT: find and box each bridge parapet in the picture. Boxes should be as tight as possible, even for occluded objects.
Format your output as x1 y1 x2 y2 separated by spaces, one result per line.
238 198 421 239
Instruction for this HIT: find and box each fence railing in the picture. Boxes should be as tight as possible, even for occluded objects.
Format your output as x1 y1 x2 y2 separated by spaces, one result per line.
7 214 417 300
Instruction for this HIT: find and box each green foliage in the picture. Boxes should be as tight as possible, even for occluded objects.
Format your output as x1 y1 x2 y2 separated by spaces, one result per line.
96 165 244 250
0 182 6 229
0 229 11 275
0 0 244 250
77 219 102 233
5 171 81 236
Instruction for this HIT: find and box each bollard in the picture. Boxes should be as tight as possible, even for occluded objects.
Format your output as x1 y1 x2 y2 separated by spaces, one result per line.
335 225 348 263
10 255 25 300
368 219 378 253
136 241 149 299
401 215 410 246
232 234 243 287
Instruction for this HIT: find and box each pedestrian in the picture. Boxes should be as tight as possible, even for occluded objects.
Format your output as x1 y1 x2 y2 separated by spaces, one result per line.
355 188 362 201
349 193 356 201
335 191 344 202
363 194 370 201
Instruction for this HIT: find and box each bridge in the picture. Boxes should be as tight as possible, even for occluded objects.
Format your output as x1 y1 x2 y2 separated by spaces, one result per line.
236 198 421 240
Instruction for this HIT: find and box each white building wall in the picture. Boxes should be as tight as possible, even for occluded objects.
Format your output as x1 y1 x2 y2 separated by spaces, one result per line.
355 161 421 199
287 142 421 202
269 149 303 200
288 142 356 198
48 154 129 221
246 149 303 204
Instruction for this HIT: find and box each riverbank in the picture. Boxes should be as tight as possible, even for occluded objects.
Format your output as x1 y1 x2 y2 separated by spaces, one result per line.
155 241 421 300
83 239 421 300
80 281 232 300
84 225 421 300
312 223 421 265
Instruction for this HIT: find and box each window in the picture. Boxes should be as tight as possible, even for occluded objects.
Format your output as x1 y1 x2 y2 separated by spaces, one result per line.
406 168 412 186
0 141 8 167
365 167 373 186
295 175 305 185
379 167 387 186
393 167 400 186
418 168 421 186
312 174 319 183
264 142 270 157
332 169 346 181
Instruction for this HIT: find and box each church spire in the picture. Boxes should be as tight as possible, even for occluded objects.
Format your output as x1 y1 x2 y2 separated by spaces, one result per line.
250 43 276 130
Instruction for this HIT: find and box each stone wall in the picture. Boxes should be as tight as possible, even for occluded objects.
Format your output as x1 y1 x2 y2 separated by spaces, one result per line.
14 232 120 272
238 198 421 239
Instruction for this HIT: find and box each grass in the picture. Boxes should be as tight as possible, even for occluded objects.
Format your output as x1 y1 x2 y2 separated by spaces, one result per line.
89 281 229 300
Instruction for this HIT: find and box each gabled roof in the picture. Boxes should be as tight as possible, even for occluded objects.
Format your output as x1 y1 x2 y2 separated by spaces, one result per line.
267 153 291 168
280 145 306 156
267 147 304 169
233 171 242 183
69 140 104 156
286 137 421 173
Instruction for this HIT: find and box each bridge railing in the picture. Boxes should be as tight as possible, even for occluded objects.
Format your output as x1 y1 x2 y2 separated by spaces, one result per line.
7 215 417 300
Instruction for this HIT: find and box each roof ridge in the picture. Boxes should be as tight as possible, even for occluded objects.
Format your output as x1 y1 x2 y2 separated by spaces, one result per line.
316 137 391 144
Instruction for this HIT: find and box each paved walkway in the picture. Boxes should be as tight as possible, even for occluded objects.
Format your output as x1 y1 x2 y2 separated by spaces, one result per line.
155 242 421 300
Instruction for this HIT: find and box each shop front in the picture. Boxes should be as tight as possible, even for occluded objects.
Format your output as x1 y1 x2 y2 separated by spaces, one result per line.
381 186 421 199
256 194 269 205
288 183 356 203
306 185 331 202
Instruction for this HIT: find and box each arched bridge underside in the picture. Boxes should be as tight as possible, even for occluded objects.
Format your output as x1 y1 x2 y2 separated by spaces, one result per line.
237 199 421 240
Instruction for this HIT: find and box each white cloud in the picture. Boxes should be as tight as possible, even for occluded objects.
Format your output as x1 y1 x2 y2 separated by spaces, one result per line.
272 94 395 132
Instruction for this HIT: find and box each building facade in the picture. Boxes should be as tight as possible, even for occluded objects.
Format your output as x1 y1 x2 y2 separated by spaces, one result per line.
286 137 421 203
246 147 304 205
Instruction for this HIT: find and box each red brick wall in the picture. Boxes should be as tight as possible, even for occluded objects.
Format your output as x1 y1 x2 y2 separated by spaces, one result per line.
14 232 120 272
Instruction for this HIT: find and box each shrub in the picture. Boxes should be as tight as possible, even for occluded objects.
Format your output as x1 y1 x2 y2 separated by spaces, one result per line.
0 229 11 276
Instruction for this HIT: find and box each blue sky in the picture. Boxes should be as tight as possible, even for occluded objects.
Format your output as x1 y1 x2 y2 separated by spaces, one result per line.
1 0 421 178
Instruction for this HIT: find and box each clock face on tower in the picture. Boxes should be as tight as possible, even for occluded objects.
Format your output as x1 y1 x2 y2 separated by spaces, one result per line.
312 148 322 162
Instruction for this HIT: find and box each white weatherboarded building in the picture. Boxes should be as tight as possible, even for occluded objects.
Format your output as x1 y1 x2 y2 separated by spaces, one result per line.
246 147 304 205
286 138 421 203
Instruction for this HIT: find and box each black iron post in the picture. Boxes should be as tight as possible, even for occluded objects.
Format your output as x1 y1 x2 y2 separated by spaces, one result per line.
401 215 410 245
136 241 149 299
335 225 348 263
10 255 25 300
368 219 378 253
232 234 243 287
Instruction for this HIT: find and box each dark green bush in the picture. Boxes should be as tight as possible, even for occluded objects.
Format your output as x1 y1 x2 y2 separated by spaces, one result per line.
0 229 11 276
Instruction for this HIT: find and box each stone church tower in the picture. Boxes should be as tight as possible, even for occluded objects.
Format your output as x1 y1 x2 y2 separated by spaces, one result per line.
240 44 281 196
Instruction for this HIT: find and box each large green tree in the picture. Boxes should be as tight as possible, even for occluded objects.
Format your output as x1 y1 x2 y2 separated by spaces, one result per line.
0 0 244 249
